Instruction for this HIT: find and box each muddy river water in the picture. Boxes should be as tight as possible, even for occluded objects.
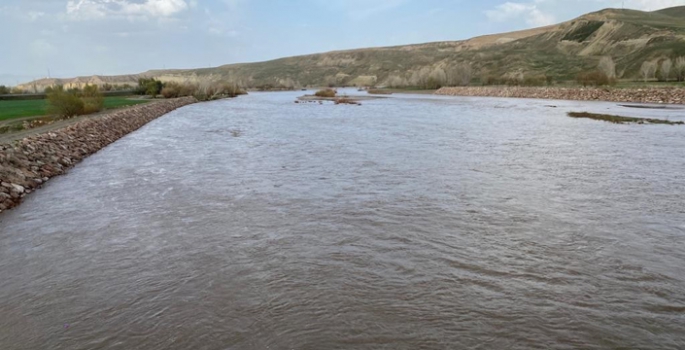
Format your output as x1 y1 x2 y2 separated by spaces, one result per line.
1 91 684 349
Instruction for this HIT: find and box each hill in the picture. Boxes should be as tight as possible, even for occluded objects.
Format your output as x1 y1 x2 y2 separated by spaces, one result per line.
17 6 685 91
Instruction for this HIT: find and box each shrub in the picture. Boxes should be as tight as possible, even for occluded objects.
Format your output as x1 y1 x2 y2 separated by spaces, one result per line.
576 70 614 87
136 78 163 97
47 87 84 117
385 75 408 88
598 57 616 79
189 81 247 101
161 85 180 98
659 59 673 82
315 88 337 98
447 63 473 86
367 89 392 95
80 84 104 114
482 75 501 86
522 74 549 86
674 57 685 82
640 61 658 82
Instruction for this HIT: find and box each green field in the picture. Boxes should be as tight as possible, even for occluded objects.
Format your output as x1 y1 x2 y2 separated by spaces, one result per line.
0 97 150 121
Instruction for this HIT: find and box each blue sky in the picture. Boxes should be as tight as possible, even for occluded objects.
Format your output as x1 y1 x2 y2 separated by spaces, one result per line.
0 0 683 85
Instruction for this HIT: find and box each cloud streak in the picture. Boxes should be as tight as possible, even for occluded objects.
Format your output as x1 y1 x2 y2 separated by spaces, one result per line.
66 0 189 20
485 0 685 28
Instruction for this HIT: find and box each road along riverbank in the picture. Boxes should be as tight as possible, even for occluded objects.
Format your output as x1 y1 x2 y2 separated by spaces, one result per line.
0 97 197 213
434 86 685 105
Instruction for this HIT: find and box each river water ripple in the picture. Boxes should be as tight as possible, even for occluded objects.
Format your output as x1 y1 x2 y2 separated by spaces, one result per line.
1 91 684 349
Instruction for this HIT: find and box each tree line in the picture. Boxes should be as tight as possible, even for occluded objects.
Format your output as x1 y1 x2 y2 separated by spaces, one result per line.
639 57 685 82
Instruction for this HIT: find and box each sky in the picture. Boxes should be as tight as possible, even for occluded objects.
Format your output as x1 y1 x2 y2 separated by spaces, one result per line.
1 0 684 85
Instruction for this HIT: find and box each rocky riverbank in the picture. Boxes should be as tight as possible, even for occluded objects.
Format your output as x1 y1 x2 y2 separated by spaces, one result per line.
0 97 197 213
434 86 685 104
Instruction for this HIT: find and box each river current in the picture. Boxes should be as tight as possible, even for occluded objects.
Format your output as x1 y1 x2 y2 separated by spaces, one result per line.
1 91 684 349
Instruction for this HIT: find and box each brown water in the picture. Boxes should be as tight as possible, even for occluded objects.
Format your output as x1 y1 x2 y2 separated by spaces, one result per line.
1 91 684 349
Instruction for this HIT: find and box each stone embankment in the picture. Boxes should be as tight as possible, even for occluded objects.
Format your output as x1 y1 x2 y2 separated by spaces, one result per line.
434 86 685 105
0 97 197 213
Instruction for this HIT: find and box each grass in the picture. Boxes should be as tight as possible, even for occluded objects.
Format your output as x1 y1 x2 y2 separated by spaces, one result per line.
0 96 150 121
0 100 48 120
568 112 684 125
102 97 150 109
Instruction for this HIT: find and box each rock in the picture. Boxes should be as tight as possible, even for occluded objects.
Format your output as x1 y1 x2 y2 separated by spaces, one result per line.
10 184 25 194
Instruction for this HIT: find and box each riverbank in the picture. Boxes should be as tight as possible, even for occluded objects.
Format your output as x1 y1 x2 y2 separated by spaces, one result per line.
0 97 197 213
434 86 685 104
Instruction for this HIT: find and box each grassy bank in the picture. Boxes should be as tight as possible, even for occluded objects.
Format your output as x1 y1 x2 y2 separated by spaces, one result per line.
0 96 150 121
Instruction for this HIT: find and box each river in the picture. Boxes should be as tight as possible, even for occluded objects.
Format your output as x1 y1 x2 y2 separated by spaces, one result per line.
1 91 684 349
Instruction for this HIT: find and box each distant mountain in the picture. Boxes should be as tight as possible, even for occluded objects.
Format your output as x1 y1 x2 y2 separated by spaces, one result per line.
18 6 685 91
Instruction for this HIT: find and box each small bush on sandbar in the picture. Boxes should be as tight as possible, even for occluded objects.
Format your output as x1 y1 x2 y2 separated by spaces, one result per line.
367 89 393 95
315 88 337 98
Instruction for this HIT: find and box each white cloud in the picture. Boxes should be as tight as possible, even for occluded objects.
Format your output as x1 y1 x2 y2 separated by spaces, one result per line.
485 2 556 27
485 0 685 28
622 0 685 11
66 0 189 20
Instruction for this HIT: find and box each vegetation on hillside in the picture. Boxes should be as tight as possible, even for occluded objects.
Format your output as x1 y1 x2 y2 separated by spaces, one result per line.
561 21 604 42
14 6 685 91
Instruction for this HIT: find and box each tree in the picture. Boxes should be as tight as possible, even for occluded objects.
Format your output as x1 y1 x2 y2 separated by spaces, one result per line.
659 59 673 82
136 78 163 96
640 61 657 82
80 84 104 114
384 75 407 88
447 63 473 86
427 67 447 89
47 86 84 117
146 80 162 97
0 85 9 94
675 57 685 82
598 57 616 79
576 71 611 87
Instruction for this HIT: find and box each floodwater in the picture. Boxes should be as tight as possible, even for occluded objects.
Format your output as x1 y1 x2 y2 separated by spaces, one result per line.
1 91 684 349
